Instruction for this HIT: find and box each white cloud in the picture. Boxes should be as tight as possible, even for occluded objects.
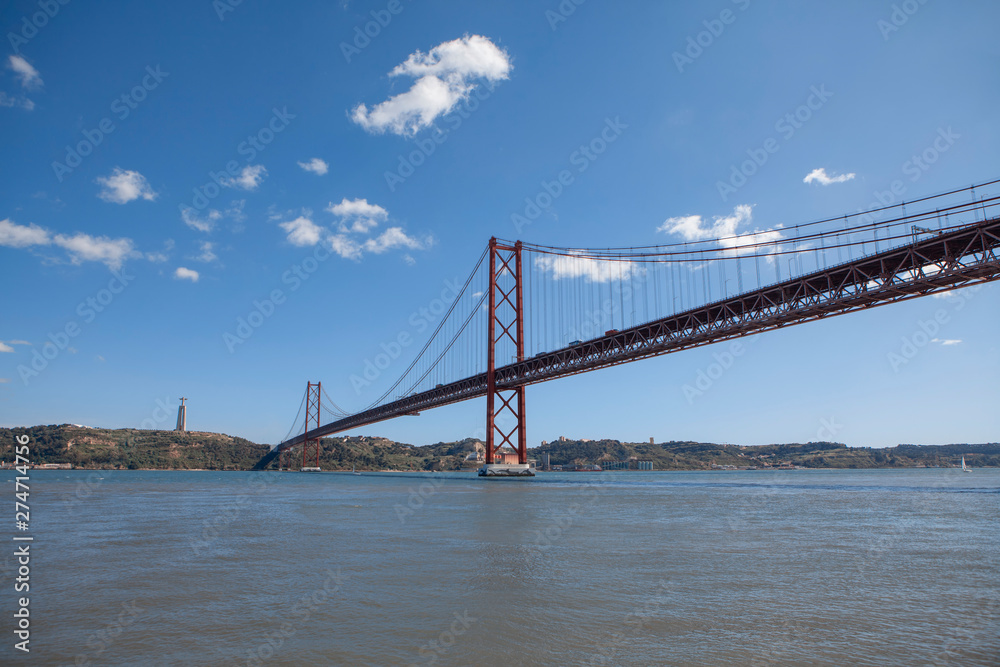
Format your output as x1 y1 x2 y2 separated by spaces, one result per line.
280 216 324 247
717 229 785 258
174 267 199 282
180 202 246 234
0 342 13 353
278 200 429 260
659 204 754 241
226 199 247 222
327 197 387 220
534 253 642 283
8 55 42 89
931 338 962 346
146 239 173 263
195 241 217 262
803 168 856 186
53 233 135 269
298 158 329 175
658 204 785 261
0 91 33 110
351 34 511 136
0 218 50 247
0 218 136 268
96 168 157 204
363 227 430 254
222 164 267 190
347 218 379 234
327 197 388 233
328 234 363 260
180 207 222 233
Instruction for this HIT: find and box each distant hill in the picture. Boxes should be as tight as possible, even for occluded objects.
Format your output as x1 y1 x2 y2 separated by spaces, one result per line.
0 425 270 470
0 425 482 471
1 425 996 470
532 439 1000 470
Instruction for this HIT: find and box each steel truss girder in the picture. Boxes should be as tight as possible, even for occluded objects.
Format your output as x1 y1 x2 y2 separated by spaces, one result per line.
254 217 1000 469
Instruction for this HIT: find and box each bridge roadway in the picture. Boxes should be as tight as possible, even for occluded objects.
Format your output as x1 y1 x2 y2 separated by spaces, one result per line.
253 216 1000 469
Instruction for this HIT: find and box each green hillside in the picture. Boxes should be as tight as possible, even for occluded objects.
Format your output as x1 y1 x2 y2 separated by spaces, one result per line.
1 425 270 470
1 425 996 471
532 439 1000 470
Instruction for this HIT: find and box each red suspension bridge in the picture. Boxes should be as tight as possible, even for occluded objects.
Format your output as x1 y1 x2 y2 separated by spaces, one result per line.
254 181 1000 475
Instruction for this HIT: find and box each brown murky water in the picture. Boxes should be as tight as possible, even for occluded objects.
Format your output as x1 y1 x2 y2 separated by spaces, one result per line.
8 468 999 665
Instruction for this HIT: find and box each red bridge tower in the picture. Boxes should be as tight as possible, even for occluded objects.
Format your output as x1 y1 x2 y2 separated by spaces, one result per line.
481 238 533 477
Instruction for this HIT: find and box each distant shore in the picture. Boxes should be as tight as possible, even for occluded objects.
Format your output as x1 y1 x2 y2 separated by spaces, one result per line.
3 424 997 472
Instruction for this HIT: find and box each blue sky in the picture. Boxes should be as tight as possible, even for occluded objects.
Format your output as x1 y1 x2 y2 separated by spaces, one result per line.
2 0 998 448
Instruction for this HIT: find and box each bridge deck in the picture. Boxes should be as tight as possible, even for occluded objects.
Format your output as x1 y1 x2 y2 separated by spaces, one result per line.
253 216 1000 469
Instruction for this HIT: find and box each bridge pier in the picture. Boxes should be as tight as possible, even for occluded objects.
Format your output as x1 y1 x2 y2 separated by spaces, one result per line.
478 463 534 477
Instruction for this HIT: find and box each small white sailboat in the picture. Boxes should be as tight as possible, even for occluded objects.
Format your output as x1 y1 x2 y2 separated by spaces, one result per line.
961 456 971 473
352 464 361 476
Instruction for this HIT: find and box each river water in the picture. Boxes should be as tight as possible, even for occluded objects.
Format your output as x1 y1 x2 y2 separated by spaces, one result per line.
5 469 998 665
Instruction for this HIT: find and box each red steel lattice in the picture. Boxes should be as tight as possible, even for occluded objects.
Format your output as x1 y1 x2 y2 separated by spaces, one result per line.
485 238 527 465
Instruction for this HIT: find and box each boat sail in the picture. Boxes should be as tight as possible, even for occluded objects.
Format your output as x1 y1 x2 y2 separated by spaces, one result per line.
961 456 971 472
